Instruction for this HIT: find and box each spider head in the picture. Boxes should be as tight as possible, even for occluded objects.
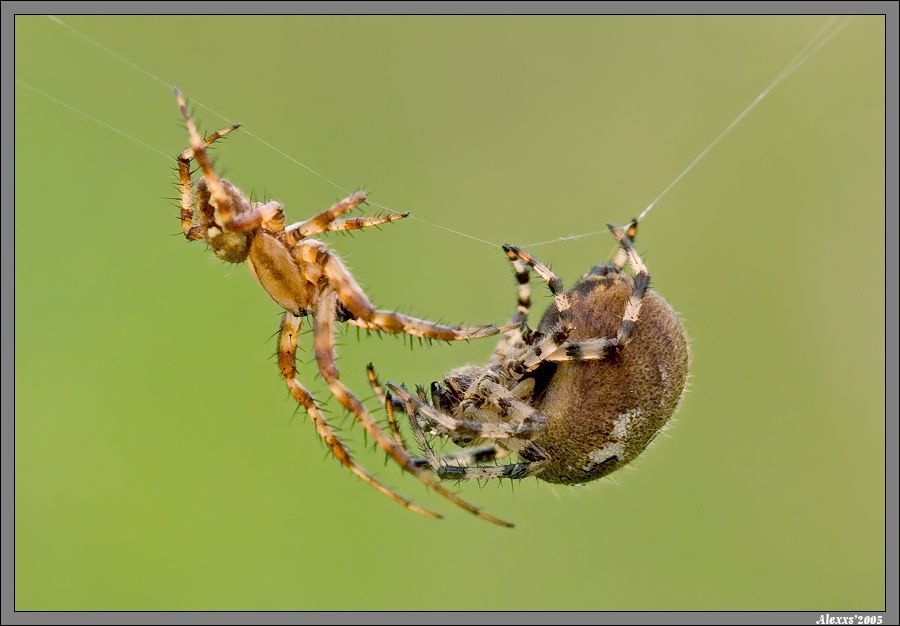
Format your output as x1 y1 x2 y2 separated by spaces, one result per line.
196 178 253 263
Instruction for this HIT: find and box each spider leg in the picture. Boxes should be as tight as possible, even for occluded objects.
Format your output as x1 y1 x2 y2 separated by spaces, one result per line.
367 367 516 469
608 223 651 346
501 245 570 319
294 240 509 341
467 380 547 430
490 248 533 363
530 223 650 361
365 363 406 449
282 191 369 243
611 218 639 270
321 212 409 234
505 248 532 328
277 311 441 520
175 89 237 227
399 388 548 481
386 383 544 441
365 364 510 468
313 293 513 527
545 338 617 362
253 200 287 233
411 445 507 469
176 121 240 240
491 245 574 375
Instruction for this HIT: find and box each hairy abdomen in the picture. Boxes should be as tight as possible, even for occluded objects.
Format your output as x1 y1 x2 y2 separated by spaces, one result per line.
527 272 690 485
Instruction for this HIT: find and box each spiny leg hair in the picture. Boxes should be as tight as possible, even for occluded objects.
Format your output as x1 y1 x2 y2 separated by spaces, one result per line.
277 311 440 519
309 303 512 528
365 366 508 469
393 385 548 480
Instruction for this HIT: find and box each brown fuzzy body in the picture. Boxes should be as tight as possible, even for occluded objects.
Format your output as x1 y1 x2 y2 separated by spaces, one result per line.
523 269 690 484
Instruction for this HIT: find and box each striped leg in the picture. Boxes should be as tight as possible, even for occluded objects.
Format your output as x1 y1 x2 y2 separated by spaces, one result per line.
401 388 547 481
499 244 573 362
501 245 570 318
546 338 617 362
387 384 544 441
512 324 572 373
365 365 508 469
504 245 533 327
608 223 651 345
411 445 507 469
490 246 533 363
543 225 649 361
292 240 508 341
611 218 639 270
313 294 513 527
463 380 547 432
277 312 440 519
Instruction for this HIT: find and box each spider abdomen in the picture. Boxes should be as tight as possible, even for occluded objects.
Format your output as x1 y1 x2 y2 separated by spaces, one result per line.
526 269 690 485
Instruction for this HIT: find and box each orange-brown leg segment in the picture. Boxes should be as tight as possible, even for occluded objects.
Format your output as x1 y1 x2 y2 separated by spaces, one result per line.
277 311 441 520
175 88 235 226
313 292 513 527
312 243 508 341
323 212 409 233
176 120 240 240
366 364 406 449
282 191 369 244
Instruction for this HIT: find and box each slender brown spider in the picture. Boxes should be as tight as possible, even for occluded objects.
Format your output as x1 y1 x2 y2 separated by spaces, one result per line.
370 221 690 526
174 89 514 525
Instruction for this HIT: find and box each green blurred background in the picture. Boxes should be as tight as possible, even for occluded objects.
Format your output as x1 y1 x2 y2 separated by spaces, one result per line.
15 15 884 610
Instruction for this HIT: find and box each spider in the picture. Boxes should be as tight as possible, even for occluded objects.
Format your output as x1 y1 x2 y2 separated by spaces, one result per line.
174 89 516 524
369 220 690 526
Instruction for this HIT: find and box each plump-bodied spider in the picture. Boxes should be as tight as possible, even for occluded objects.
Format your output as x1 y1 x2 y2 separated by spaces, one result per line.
369 221 690 526
174 89 516 524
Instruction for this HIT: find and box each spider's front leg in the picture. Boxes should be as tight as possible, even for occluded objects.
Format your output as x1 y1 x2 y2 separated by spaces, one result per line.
176 121 240 240
312 291 514 528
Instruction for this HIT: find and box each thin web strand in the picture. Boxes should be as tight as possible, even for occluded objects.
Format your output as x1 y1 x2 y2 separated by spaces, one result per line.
46 15 851 252
525 16 852 249
636 16 851 223
17 79 171 161
47 15 492 247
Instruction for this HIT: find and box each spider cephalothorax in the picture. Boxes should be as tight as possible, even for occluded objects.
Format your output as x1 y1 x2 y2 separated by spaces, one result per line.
371 221 690 524
174 89 516 526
